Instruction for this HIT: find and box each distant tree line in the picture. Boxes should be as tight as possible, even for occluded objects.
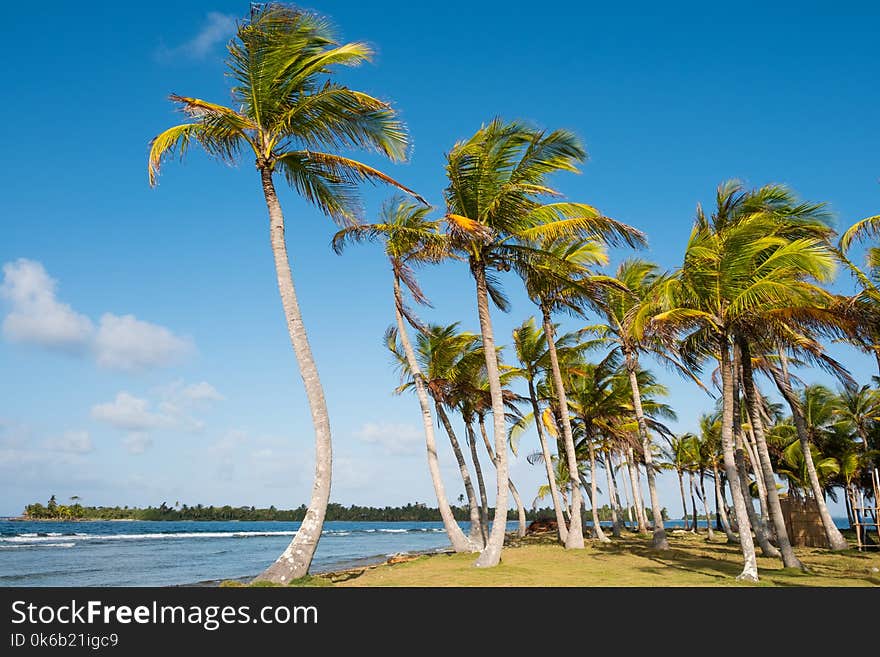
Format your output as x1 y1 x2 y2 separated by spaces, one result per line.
23 497 660 523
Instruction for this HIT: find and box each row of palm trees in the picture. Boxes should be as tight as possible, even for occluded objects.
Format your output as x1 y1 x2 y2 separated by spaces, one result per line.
148 4 879 582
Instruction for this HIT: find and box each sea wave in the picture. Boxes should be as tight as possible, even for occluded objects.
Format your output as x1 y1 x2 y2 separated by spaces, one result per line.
0 543 76 550
0 527 446 544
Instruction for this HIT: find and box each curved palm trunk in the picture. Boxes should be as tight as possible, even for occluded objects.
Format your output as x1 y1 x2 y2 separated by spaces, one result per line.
478 416 526 538
466 420 490 546
472 263 510 567
586 442 611 542
626 447 649 533
436 402 483 546
688 472 699 532
541 304 585 549
393 278 474 553
700 472 714 540
742 424 773 541
713 464 738 543
255 168 332 583
719 341 759 581
527 381 568 542
604 449 622 537
677 469 689 530
624 351 668 549
738 339 803 570
768 358 849 551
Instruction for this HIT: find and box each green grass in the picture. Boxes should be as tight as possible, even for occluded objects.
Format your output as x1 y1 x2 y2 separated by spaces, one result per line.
328 531 880 587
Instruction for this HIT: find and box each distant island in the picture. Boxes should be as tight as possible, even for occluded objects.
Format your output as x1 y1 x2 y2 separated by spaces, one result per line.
19 495 666 523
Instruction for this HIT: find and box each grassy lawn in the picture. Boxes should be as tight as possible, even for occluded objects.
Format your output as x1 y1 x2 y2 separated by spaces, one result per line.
306 531 880 587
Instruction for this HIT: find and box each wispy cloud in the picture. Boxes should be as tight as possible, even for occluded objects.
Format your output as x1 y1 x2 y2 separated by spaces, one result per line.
355 422 422 456
1 259 192 372
156 12 237 61
91 382 223 453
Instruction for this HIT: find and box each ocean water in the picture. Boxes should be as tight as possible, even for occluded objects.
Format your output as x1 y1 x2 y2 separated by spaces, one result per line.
0 520 496 587
0 517 851 586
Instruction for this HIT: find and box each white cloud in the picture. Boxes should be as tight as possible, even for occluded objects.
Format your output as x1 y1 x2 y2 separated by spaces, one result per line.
91 383 223 453
122 433 153 454
157 12 237 60
181 381 224 402
94 314 192 371
355 422 422 455
45 430 94 454
0 259 93 351
91 392 166 432
0 259 192 372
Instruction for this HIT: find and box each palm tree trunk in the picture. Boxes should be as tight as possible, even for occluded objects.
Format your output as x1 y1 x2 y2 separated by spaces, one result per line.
738 339 803 570
472 262 510 567
586 442 611 542
742 424 773 541
714 464 738 543
611 453 633 530
604 449 623 537
844 487 854 529
435 401 483 546
540 303 585 549
624 350 669 549
255 168 331 584
700 472 714 540
393 277 473 553
477 415 527 538
767 357 849 550
677 470 689 530
688 472 698 533
719 339 759 581
466 420 490 546
626 446 649 533
526 381 568 542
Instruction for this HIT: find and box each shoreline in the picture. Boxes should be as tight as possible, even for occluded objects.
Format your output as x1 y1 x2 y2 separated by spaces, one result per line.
187 548 450 587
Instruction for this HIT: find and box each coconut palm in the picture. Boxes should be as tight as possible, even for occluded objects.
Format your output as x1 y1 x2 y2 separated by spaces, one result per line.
836 384 880 451
567 356 675 542
332 197 476 552
698 412 738 542
148 4 424 583
654 181 837 579
386 323 485 546
516 238 647 549
443 119 642 565
762 358 851 550
592 258 705 549
666 434 699 530
509 318 570 542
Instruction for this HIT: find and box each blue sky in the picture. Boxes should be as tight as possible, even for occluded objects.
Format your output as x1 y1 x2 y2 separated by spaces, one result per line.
1 1 878 517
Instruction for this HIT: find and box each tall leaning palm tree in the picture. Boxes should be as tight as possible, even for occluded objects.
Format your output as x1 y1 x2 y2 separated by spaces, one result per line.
444 119 642 565
148 5 423 582
332 198 475 552
387 323 486 546
510 317 581 542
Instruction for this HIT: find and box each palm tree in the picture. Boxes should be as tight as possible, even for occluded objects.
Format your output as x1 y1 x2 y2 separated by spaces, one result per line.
836 384 880 451
593 259 700 549
331 198 474 552
698 412 738 542
763 359 851 550
148 4 423 583
835 215 880 374
443 119 641 565
654 181 835 579
667 434 699 530
509 317 589 542
387 323 485 546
